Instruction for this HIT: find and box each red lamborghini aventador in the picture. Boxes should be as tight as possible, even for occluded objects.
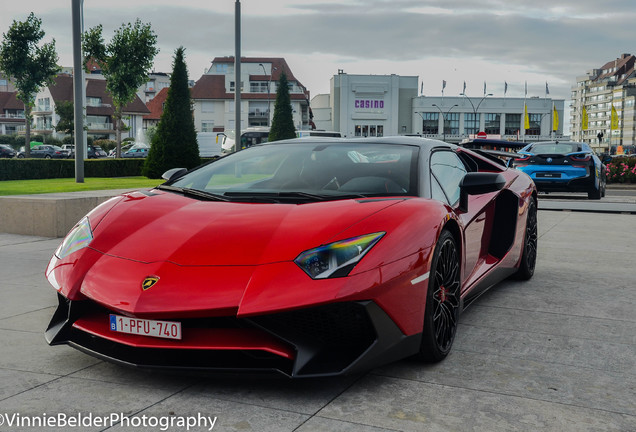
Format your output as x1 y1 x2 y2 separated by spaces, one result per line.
45 137 537 377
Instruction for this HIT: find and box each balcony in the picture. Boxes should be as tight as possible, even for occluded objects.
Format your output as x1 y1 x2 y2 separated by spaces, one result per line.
248 109 269 118
0 113 25 120
85 122 114 131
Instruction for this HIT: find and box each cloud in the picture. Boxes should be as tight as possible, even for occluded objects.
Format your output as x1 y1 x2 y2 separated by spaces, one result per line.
3 1 634 100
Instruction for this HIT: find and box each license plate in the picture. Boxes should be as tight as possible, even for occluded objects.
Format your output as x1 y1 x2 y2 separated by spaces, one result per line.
537 173 561 178
109 314 182 340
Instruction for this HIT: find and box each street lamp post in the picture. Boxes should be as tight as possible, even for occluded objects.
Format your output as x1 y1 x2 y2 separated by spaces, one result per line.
459 92 492 136
431 104 458 142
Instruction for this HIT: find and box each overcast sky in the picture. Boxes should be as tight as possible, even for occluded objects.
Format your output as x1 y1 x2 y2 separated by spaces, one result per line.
2 0 634 101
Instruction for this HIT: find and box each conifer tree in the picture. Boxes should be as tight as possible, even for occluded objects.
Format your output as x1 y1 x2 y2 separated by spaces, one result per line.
268 72 296 142
143 47 200 178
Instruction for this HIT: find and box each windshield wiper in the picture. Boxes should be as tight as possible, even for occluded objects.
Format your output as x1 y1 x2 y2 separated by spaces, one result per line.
182 188 230 201
157 185 230 201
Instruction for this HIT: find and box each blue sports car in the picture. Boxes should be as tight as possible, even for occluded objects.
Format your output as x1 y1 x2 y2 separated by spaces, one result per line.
514 141 607 199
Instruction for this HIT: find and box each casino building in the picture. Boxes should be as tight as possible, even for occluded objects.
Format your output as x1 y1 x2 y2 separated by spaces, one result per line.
311 72 564 143
312 71 418 137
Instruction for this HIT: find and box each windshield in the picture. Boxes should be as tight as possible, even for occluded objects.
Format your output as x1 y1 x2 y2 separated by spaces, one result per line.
168 142 418 201
525 142 585 154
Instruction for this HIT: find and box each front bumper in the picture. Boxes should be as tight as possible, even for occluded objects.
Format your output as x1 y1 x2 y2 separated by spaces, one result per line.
46 294 420 378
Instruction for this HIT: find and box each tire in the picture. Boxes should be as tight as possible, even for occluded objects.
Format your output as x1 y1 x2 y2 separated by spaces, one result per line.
415 230 461 362
588 167 603 200
17 154 24 158
588 188 601 200
513 198 537 280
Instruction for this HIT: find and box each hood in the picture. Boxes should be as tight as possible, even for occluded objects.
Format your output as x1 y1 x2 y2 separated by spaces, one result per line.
89 190 403 266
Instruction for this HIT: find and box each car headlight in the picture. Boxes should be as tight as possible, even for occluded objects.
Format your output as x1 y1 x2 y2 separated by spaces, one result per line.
55 216 93 259
294 232 385 279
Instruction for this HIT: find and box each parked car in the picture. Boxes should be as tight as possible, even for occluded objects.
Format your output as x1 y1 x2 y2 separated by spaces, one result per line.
61 144 75 158
0 144 16 158
108 144 133 158
87 145 108 158
514 141 607 199
121 143 150 158
45 136 538 377
17 145 67 159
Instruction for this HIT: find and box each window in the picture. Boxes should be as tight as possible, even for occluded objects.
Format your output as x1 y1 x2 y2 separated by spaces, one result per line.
215 64 228 74
36 116 52 130
505 114 521 135
354 124 384 137
250 82 269 93
201 101 215 113
464 113 479 135
86 97 102 107
430 150 467 206
421 112 439 134
229 81 244 92
37 98 50 111
446 112 459 135
485 113 500 135
527 113 541 135
201 121 215 132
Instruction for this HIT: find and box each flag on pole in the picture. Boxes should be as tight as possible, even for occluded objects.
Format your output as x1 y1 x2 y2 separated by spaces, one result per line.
552 105 559 131
545 82 550 95
611 105 619 129
420 82 423 95
524 103 530 129
463 81 466 94
504 81 508 95
525 81 528 96
442 80 446 91
483 81 486 96
582 105 588 130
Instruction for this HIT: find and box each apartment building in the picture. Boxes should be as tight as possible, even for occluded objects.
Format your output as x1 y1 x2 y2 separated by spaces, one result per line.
29 74 149 141
570 53 636 154
191 57 310 133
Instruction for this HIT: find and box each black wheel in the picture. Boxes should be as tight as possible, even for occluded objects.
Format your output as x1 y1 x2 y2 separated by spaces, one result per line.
17 154 24 158
513 198 537 280
416 230 461 362
588 187 601 200
45 155 52 159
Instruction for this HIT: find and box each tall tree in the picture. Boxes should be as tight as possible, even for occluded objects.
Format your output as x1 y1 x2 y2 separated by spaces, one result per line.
0 12 60 157
268 72 296 142
142 47 199 179
82 19 158 157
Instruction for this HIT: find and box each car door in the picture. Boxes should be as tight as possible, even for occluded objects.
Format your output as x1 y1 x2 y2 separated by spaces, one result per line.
429 149 491 292
31 146 45 158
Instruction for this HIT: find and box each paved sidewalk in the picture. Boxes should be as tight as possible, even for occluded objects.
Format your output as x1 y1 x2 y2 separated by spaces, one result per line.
0 211 634 431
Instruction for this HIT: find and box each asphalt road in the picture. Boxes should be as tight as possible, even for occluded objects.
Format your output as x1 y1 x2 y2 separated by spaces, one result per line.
0 209 634 431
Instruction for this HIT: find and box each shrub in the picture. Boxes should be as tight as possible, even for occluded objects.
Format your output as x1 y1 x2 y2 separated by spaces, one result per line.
606 157 636 183
93 139 117 153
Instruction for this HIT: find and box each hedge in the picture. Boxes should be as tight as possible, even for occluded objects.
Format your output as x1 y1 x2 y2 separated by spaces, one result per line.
0 158 145 181
0 157 219 181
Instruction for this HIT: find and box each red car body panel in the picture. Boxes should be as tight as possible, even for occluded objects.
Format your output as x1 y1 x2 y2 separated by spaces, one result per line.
45 138 536 377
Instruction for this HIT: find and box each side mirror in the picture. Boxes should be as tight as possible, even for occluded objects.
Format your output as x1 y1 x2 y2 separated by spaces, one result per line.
458 172 506 212
162 167 188 182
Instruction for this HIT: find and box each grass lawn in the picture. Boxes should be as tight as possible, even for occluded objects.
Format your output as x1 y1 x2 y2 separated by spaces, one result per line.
0 177 163 196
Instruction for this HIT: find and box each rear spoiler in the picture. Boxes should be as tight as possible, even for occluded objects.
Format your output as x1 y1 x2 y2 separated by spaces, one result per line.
470 149 519 167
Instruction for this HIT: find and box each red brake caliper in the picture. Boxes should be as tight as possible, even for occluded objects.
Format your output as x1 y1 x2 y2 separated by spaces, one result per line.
439 285 447 303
